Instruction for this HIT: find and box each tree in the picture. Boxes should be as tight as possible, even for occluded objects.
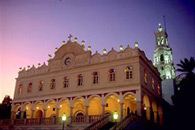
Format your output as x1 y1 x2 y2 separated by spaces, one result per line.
0 95 12 119
176 57 195 76
172 57 195 129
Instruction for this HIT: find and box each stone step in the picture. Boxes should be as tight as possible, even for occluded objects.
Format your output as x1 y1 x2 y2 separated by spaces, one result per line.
0 123 91 130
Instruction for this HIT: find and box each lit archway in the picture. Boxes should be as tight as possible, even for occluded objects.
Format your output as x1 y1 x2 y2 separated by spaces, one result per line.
152 101 158 123
33 101 43 118
72 97 85 117
88 96 102 115
105 94 120 120
14 104 21 119
22 102 32 119
123 94 136 117
45 100 56 118
143 95 150 120
158 106 163 125
58 98 70 117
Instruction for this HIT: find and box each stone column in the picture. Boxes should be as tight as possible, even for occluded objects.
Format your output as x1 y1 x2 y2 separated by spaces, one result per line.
21 111 24 119
85 106 89 123
70 107 73 124
31 110 35 118
11 111 15 119
146 106 150 120
56 108 60 118
56 108 60 124
136 101 142 116
120 103 124 121
43 109 47 118
102 105 105 116
153 111 158 123
159 114 163 125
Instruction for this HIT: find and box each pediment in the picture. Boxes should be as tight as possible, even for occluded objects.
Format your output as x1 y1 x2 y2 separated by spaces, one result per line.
53 41 87 60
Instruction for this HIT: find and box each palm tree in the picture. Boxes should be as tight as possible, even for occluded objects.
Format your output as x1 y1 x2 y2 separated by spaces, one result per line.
176 57 195 76
172 57 195 129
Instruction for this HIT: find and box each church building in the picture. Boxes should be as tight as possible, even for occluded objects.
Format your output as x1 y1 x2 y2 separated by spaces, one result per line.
10 34 164 126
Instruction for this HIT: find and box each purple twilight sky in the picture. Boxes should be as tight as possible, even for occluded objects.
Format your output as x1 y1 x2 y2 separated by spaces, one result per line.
0 0 194 101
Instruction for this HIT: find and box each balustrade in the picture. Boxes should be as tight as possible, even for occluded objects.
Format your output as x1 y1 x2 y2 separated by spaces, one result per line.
0 115 104 126
84 114 111 130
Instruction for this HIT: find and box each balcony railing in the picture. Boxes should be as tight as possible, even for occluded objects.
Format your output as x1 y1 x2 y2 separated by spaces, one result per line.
110 113 139 130
84 114 111 130
0 115 103 126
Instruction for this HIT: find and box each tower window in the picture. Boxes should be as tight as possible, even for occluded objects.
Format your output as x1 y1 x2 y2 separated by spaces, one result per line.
50 79 55 89
125 66 133 79
109 69 115 81
160 54 164 62
157 84 161 95
27 83 32 93
78 74 83 86
92 72 99 84
18 84 23 94
63 76 69 88
144 70 147 84
152 78 155 90
39 81 44 91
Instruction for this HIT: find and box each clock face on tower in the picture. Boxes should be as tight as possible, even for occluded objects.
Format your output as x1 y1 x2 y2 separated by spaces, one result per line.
64 57 71 66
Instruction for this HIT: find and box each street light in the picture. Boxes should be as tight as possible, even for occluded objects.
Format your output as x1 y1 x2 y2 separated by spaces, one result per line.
62 113 66 130
113 110 118 122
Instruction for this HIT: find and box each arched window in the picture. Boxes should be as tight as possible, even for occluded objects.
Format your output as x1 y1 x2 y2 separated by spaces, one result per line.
144 70 147 84
78 74 83 86
39 81 44 91
157 84 161 95
109 69 115 81
125 66 133 79
152 78 155 89
160 54 164 62
27 83 32 93
92 72 99 84
18 84 23 94
50 79 55 89
63 76 69 88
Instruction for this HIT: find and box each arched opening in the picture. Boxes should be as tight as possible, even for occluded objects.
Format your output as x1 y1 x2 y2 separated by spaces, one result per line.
22 103 32 119
73 98 85 117
58 99 70 117
50 79 55 89
18 84 23 94
158 106 163 125
38 80 44 91
77 74 83 86
143 95 150 120
165 65 171 79
33 101 43 118
105 94 120 120
63 77 69 88
88 96 102 115
123 94 136 117
27 83 32 93
152 102 158 123
35 110 43 118
160 54 164 62
45 100 56 118
14 105 21 119
75 112 84 117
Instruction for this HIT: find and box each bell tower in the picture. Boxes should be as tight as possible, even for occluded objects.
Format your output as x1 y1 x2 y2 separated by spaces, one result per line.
153 23 175 80
153 23 175 104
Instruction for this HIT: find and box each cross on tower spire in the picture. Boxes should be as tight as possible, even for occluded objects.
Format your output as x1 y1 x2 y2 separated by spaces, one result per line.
68 34 73 41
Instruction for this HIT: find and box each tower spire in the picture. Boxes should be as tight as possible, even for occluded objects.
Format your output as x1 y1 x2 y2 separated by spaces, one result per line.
163 15 167 32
